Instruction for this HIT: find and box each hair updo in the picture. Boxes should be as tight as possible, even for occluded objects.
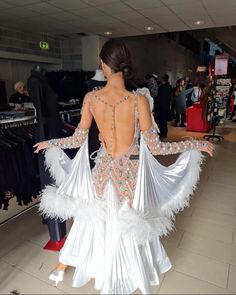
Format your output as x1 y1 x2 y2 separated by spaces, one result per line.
100 39 133 79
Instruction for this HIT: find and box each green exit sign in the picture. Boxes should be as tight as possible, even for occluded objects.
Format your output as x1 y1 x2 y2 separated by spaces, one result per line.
39 41 49 50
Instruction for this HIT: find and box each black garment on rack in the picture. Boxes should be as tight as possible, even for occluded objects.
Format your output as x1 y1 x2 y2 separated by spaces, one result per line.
28 69 66 241
0 124 39 210
28 69 62 143
46 70 94 103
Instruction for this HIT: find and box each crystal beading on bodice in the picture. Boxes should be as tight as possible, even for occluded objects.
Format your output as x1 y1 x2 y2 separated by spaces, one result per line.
92 137 139 204
45 92 206 203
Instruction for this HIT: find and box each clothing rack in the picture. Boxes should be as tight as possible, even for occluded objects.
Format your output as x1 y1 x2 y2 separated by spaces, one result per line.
0 116 40 223
62 120 76 131
60 109 81 124
0 115 36 129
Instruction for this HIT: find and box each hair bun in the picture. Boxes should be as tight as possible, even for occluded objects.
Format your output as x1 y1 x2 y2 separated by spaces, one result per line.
119 62 132 77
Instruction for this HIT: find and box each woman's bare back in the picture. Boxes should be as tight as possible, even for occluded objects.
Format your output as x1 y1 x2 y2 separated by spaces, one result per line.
89 88 137 158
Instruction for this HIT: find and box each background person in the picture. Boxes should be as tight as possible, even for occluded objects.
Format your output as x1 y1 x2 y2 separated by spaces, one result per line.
155 74 172 139
9 81 30 107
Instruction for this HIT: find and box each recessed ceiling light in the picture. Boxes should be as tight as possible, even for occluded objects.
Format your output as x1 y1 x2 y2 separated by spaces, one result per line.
104 31 112 36
145 26 154 31
194 20 204 25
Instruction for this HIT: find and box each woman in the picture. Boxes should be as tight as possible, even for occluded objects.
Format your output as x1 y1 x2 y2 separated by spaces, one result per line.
34 40 213 294
9 81 30 106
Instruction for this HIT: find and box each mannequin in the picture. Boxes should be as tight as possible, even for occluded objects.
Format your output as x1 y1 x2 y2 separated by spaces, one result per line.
27 65 66 242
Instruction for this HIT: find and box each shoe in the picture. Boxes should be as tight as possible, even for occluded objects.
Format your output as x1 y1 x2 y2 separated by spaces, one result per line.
49 269 65 286
179 124 185 127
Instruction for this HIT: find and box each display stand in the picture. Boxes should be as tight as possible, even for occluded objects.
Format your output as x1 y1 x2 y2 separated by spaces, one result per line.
203 75 229 142
44 236 66 251
203 94 224 142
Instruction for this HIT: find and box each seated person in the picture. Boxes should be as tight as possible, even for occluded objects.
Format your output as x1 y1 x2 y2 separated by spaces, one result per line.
9 81 30 107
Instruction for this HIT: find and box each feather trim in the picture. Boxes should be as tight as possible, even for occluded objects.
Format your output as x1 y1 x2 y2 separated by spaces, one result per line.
161 150 204 219
38 185 106 222
44 147 70 186
118 202 174 244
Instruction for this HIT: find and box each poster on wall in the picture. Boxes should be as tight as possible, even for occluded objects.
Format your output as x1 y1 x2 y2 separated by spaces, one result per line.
215 55 228 76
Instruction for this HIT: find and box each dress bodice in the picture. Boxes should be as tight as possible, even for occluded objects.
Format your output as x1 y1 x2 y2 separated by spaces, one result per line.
47 91 207 204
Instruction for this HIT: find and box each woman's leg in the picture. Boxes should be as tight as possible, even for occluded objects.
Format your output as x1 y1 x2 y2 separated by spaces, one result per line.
55 262 68 271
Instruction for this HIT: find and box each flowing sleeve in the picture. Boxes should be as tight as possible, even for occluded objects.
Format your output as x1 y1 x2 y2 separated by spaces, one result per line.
142 124 207 155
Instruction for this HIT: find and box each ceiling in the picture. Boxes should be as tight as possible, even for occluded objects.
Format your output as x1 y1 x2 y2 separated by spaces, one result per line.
0 0 236 38
208 27 236 55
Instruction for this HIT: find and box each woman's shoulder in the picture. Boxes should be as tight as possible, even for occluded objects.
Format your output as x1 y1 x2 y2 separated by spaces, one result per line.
135 92 150 104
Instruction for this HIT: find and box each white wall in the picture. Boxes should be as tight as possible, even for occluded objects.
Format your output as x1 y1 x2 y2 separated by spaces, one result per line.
81 35 108 71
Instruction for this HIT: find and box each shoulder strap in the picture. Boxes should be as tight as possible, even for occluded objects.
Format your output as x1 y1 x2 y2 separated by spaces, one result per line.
82 91 93 114
134 91 139 115
134 92 139 132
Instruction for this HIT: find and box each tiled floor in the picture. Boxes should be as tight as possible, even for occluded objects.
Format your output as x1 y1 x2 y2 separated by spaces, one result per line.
0 121 236 294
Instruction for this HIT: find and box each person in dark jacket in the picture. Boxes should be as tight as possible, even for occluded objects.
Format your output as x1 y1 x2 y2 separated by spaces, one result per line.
155 74 172 139
9 81 30 106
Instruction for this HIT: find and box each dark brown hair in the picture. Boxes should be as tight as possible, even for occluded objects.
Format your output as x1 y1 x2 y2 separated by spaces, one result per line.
100 39 133 78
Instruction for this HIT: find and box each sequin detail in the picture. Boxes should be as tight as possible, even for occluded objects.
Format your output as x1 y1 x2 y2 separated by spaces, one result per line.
142 125 208 155
48 125 89 149
92 143 139 204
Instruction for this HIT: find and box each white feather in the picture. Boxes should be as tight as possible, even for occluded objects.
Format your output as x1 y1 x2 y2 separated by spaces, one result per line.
44 147 70 186
38 185 106 222
117 202 174 244
161 150 204 219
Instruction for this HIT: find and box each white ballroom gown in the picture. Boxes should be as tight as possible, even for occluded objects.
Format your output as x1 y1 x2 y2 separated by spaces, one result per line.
39 91 204 294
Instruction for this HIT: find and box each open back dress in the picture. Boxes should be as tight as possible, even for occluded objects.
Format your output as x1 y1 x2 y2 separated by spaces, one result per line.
39 90 204 294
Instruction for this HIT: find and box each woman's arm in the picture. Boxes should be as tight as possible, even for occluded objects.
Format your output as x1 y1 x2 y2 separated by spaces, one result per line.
138 95 214 156
34 93 93 153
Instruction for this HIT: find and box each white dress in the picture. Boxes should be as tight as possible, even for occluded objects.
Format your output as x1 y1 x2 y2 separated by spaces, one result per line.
39 92 204 294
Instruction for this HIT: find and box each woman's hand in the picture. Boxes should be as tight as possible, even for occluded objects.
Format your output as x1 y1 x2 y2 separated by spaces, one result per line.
33 141 50 153
199 141 214 157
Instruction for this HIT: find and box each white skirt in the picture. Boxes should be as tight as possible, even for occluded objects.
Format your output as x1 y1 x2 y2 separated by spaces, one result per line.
39 136 204 294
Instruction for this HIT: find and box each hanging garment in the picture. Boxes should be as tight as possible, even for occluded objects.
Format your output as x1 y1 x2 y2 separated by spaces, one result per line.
39 91 204 294
0 124 40 210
